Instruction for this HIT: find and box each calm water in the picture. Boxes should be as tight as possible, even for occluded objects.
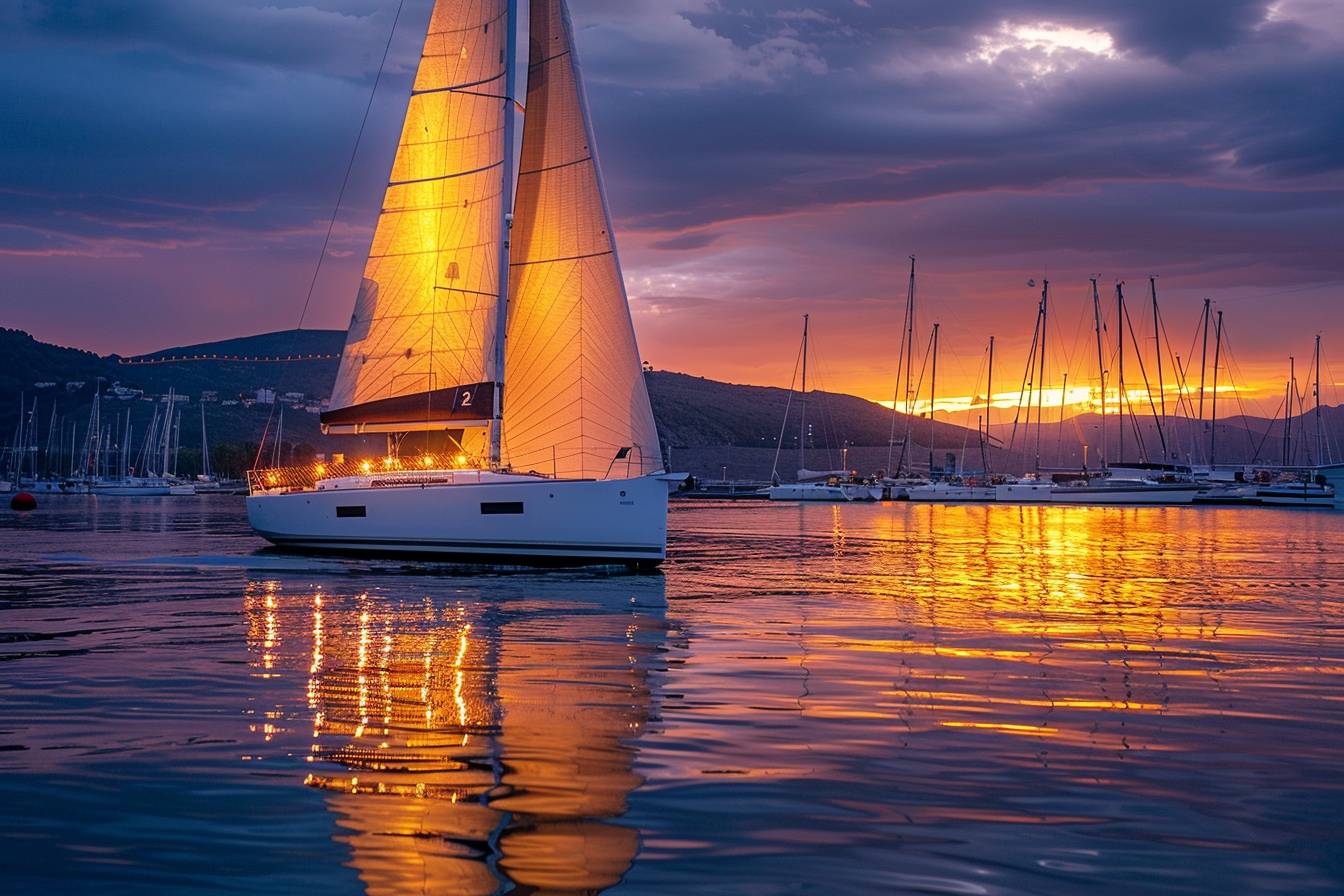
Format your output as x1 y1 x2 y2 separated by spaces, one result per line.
1 498 1342 895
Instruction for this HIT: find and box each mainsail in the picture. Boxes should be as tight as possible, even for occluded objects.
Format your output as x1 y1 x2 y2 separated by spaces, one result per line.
324 0 512 435
502 0 662 479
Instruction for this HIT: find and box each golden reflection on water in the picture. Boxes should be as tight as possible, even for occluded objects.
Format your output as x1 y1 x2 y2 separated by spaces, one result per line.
232 504 1344 893
244 581 666 896
668 503 1340 781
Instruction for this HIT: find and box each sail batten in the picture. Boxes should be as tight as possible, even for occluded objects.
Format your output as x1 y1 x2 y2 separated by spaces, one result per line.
324 0 512 435
502 0 661 479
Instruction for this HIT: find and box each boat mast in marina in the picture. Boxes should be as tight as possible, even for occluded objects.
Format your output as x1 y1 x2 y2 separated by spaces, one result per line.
1210 309 1223 465
1035 280 1049 474
1090 277 1107 471
1315 334 1325 466
1151 277 1166 424
889 256 918 477
1198 297 1211 434
800 313 810 475
982 335 995 476
928 322 939 476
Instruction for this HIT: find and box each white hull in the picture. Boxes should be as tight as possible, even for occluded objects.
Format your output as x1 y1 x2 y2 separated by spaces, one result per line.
995 482 1055 503
19 480 85 495
1257 485 1335 507
90 478 197 497
247 472 669 565
767 483 882 502
907 484 997 503
1050 485 1199 505
94 484 172 496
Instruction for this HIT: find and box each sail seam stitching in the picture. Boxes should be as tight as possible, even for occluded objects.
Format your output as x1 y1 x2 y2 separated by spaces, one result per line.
518 156 592 177
510 250 612 268
388 160 502 187
528 49 572 69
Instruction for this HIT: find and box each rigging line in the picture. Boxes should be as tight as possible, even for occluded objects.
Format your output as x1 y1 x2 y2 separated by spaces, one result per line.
254 0 408 469
958 344 989 466
771 330 806 482
805 337 847 471
907 329 935 469
886 284 914 475
1218 324 1264 458
1009 304 1043 454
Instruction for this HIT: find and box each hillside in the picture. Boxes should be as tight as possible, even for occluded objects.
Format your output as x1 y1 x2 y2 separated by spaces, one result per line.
0 328 977 479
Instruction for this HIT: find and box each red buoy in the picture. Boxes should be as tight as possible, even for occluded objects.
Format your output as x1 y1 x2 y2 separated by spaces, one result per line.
10 492 37 512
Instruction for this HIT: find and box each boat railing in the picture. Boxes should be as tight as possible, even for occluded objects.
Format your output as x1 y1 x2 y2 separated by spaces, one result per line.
248 456 486 494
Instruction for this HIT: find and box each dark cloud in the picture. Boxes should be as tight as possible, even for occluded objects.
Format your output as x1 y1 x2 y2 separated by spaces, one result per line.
0 0 1340 392
649 231 723 252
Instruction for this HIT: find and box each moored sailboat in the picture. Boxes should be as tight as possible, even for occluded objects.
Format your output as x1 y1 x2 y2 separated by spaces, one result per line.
247 0 679 565
766 315 881 502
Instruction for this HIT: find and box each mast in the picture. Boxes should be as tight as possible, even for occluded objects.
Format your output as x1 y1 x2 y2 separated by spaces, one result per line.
1058 372 1069 470
800 314 810 475
985 335 995 476
275 404 285 469
44 403 57 480
1315 334 1324 467
1210 310 1223 467
900 257 917 476
1151 276 1165 423
1197 298 1211 424
490 0 519 469
1090 277 1106 469
1035 280 1049 474
887 255 916 477
161 389 173 477
201 402 212 480
1117 283 1126 462
1284 357 1295 466
928 323 939 477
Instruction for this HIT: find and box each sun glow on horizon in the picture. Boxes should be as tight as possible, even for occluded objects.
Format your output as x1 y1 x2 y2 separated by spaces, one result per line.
880 383 1260 419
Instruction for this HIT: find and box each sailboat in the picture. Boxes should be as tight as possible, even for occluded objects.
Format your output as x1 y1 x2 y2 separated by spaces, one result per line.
247 0 680 565
766 315 881 502
1049 278 1197 505
907 325 998 503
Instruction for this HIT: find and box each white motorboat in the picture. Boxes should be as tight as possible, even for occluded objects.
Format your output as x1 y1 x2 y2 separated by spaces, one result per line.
1049 476 1198 505
248 0 678 566
767 480 882 502
1193 483 1261 505
1194 470 1336 508
907 481 997 503
878 476 929 500
1256 480 1335 508
995 477 1055 503
91 476 180 497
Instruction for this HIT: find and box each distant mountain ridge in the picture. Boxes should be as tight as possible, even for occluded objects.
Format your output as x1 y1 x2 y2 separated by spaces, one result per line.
5 327 1338 477
0 328 974 477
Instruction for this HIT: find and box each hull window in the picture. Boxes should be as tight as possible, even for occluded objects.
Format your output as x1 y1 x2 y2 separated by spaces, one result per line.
480 502 524 515
336 506 368 518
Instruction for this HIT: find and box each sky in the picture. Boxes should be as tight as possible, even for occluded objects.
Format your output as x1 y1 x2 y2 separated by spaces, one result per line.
3 0 1343 421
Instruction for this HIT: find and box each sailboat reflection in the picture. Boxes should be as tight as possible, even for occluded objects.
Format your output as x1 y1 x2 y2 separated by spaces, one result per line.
244 577 667 895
